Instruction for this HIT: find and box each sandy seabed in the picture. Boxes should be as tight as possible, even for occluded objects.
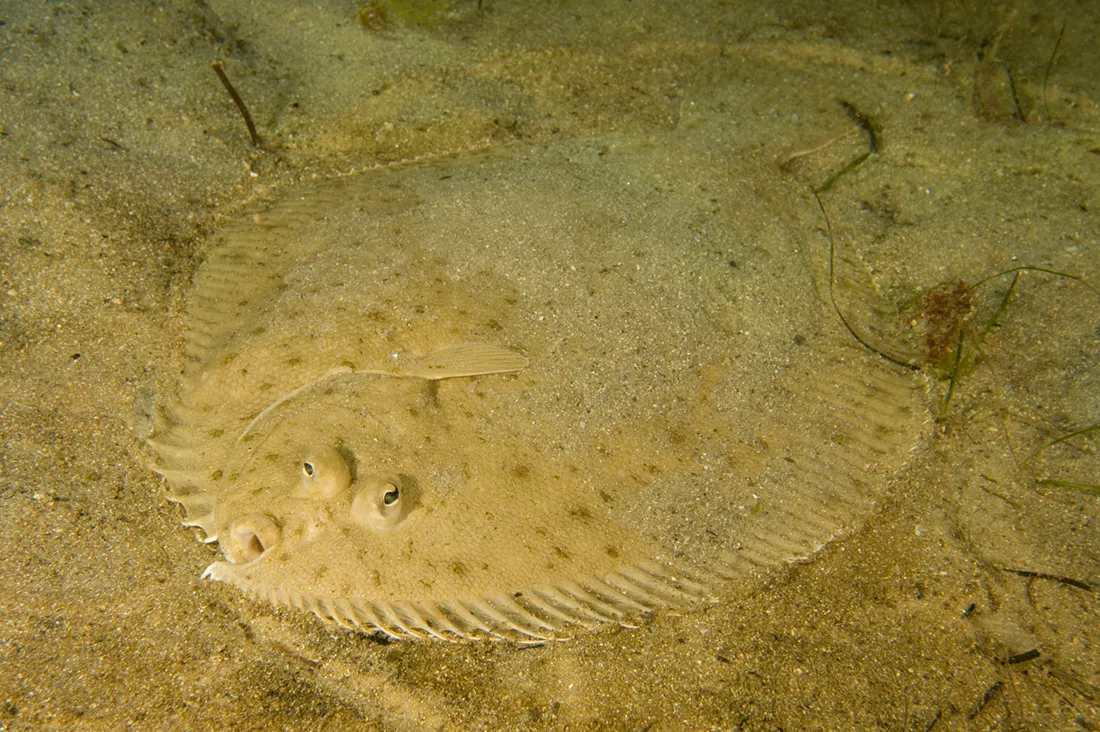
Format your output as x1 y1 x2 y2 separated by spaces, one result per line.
0 1 1097 729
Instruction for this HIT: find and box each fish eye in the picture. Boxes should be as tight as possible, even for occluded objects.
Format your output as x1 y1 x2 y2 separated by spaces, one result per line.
351 473 407 531
296 446 351 499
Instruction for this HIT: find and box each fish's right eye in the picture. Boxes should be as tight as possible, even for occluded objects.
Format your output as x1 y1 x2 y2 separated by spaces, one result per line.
351 473 407 531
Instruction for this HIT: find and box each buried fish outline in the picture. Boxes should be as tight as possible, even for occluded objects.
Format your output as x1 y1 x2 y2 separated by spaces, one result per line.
149 133 926 642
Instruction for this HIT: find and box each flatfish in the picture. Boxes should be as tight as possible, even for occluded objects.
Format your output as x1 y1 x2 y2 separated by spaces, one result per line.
150 128 925 642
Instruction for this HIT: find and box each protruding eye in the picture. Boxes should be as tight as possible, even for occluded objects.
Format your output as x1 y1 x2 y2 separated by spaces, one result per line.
296 446 351 500
351 473 407 531
221 514 281 564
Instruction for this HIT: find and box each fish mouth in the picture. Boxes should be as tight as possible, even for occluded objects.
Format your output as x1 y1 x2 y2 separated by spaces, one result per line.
219 514 282 564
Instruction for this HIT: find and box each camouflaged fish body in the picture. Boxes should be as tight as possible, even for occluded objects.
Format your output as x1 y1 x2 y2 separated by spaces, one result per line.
150 133 925 641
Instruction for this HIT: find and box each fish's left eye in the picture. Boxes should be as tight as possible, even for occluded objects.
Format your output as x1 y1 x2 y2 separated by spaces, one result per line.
296 446 351 499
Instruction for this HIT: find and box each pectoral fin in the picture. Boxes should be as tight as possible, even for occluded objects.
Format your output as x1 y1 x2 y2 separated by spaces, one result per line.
399 342 528 380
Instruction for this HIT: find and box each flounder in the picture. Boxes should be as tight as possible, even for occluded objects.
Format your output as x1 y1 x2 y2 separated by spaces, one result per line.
150 129 924 642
